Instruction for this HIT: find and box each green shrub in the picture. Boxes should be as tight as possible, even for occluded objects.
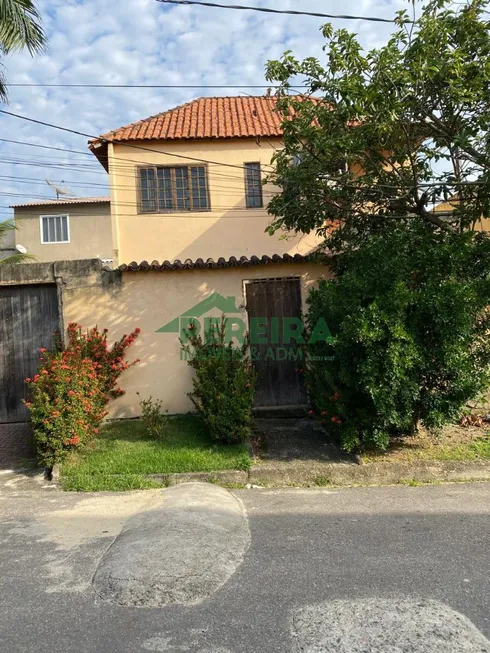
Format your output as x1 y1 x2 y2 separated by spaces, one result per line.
182 317 256 443
305 223 490 452
137 394 169 439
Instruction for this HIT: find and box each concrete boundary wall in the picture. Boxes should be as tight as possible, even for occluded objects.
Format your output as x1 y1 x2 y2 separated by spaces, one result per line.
0 259 120 341
0 259 330 418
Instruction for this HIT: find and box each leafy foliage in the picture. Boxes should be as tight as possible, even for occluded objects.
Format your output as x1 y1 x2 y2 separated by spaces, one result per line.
305 222 490 452
137 394 169 440
265 0 490 250
0 0 46 101
265 1 490 451
0 219 34 265
26 324 140 467
182 317 256 443
26 350 107 468
66 322 140 398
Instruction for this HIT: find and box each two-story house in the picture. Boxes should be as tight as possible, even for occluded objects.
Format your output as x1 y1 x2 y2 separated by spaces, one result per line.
6 97 328 414
12 96 321 266
88 95 323 266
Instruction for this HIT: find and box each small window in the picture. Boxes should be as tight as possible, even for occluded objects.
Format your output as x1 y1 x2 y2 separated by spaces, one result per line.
40 215 69 244
245 162 263 208
139 165 209 212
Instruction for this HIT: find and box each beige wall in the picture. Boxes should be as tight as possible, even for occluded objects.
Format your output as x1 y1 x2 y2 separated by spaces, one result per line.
0 222 15 259
434 201 490 232
14 203 112 263
63 262 331 417
109 138 323 266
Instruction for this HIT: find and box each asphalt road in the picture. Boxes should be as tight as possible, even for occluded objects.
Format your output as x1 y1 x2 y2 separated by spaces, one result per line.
0 481 489 652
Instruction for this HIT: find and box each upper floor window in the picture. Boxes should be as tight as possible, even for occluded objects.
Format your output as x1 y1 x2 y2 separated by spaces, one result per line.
139 165 210 213
245 162 263 208
40 215 69 244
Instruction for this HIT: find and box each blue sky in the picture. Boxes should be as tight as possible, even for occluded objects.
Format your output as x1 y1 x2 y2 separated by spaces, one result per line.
0 0 410 216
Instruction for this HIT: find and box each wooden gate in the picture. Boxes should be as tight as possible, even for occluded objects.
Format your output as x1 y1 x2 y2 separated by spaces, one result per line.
245 277 307 407
0 285 60 423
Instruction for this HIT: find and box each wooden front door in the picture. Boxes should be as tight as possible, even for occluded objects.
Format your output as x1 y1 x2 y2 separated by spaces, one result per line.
245 277 307 407
0 284 60 423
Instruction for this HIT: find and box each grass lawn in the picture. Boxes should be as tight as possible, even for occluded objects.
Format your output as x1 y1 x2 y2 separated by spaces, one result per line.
60 415 251 492
362 424 490 463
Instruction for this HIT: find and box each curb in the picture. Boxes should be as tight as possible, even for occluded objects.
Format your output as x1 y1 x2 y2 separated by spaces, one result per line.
55 460 490 490
149 470 249 487
143 460 490 488
246 459 490 487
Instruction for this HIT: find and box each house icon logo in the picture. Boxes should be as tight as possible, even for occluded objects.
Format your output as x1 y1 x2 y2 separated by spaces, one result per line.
157 293 241 335
157 291 334 363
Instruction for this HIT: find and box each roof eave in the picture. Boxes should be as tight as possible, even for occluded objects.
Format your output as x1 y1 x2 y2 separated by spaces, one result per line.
119 252 331 272
88 140 109 172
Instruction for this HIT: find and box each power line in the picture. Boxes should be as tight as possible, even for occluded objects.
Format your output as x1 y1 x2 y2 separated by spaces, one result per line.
0 137 93 156
1 135 485 195
5 83 305 89
0 171 282 198
2 109 484 197
0 108 276 173
156 0 404 24
0 156 274 194
0 136 281 191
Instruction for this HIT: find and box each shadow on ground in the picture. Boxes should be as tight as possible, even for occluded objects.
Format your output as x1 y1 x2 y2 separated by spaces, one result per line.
0 423 36 470
254 417 354 463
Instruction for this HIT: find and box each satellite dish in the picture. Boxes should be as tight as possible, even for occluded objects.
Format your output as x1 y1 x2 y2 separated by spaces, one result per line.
16 244 28 254
45 179 76 200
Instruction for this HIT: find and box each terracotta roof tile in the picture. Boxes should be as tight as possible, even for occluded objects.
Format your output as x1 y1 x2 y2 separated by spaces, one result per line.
118 253 322 272
92 96 291 145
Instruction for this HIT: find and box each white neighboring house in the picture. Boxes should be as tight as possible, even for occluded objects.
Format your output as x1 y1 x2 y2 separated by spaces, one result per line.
10 197 113 264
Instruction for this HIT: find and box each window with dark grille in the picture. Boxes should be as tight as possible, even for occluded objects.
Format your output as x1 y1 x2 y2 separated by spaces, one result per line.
245 162 263 208
139 165 209 212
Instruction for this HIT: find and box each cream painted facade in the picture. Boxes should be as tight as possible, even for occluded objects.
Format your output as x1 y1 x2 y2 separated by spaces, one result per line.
13 201 112 263
63 262 331 416
434 200 490 231
107 138 323 266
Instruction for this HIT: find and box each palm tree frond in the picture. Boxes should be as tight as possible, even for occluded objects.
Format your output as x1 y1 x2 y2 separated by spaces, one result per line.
0 0 46 55
0 252 36 265
0 61 6 102
0 218 36 264
0 217 16 237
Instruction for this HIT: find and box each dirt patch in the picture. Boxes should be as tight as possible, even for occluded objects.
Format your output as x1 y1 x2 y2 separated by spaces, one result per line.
362 424 490 463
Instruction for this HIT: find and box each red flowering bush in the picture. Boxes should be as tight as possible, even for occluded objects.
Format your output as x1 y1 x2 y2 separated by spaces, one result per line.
26 352 107 468
66 323 140 397
26 324 141 468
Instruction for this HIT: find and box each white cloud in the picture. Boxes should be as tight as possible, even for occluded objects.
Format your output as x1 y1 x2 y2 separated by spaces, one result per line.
0 0 412 214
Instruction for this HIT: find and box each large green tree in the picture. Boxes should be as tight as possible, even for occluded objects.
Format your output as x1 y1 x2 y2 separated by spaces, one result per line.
0 0 46 100
265 0 490 450
265 0 490 250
